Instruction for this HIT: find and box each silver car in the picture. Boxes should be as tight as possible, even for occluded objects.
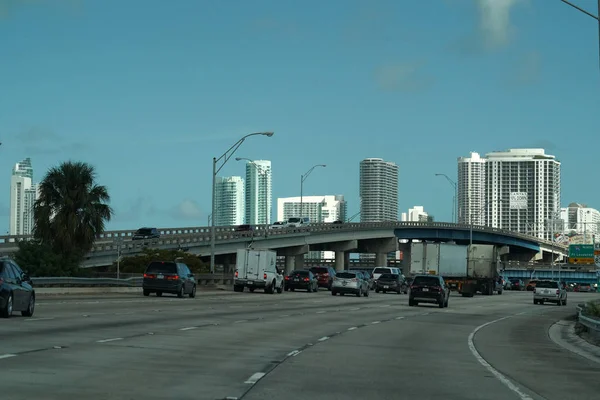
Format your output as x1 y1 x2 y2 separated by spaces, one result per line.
533 280 567 306
332 271 369 297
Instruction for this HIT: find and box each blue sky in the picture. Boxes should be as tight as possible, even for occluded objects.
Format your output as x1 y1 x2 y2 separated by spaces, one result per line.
1 0 599 232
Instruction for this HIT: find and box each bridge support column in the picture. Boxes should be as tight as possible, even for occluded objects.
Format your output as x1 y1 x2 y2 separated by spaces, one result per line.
284 256 295 275
398 241 412 276
334 251 350 272
375 252 387 267
294 254 304 271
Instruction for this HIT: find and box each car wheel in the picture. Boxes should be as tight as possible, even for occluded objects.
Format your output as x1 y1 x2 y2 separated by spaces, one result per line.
1 294 13 318
156 291 162 297
189 285 196 298
22 294 35 317
143 290 150 296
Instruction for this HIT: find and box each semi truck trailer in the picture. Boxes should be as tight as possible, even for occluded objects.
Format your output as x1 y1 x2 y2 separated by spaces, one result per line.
409 242 505 297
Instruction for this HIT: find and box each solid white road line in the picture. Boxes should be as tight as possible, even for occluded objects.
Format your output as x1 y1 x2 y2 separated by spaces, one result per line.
0 354 17 360
318 336 329 342
244 372 266 384
96 338 123 343
287 350 301 357
468 316 533 400
179 327 197 331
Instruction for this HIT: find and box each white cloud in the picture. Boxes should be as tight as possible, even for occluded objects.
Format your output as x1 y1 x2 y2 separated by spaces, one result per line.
476 0 522 49
171 199 203 220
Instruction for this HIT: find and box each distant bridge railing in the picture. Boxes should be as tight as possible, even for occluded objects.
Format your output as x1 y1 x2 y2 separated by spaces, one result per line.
31 274 234 287
0 221 567 256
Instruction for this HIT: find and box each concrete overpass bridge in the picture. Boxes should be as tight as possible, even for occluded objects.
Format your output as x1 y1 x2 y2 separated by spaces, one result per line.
0 222 567 270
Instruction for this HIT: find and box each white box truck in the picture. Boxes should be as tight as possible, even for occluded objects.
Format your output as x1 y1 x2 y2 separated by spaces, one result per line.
233 249 284 294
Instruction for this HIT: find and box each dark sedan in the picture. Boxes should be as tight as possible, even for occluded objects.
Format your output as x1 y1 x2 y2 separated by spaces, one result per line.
285 270 318 292
1 258 36 318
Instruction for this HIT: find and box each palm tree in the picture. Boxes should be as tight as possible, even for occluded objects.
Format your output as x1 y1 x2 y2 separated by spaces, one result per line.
33 161 113 260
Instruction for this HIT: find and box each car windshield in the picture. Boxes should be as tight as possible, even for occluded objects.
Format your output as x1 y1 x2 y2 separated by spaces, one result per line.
337 272 356 279
145 262 177 274
373 268 390 274
310 267 329 274
288 218 301 223
379 273 398 280
413 276 440 286
536 281 559 288
136 228 153 234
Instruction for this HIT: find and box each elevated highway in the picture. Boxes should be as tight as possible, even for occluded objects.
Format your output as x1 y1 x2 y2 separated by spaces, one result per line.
0 222 568 268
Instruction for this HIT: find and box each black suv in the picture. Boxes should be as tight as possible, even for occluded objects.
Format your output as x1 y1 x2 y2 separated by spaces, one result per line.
133 227 160 240
409 275 450 308
142 261 196 298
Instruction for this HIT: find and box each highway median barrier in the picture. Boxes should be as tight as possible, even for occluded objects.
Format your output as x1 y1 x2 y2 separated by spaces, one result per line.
31 274 235 288
575 300 600 346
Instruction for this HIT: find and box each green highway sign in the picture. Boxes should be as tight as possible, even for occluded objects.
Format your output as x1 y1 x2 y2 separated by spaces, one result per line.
569 244 595 258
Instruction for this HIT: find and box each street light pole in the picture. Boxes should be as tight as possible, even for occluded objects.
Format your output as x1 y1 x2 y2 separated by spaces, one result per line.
210 132 274 274
559 0 600 68
300 164 326 219
435 173 457 223
236 158 270 234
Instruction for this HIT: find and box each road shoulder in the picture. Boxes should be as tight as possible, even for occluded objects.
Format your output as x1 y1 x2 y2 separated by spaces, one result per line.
548 320 600 364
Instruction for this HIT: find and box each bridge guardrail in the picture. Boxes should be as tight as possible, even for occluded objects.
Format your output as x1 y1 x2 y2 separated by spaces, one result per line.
31 274 234 288
576 301 600 341
0 222 568 255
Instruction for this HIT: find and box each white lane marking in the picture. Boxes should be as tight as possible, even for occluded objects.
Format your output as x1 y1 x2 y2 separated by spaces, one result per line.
244 372 266 384
371 321 381 325
516 311 527 315
96 338 123 343
380 304 391 308
24 317 55 322
316 310 326 314
395 316 405 320
347 327 357 331
115 312 134 315
349 307 360 311
179 327 197 331
421 312 430 316
234 320 247 323
287 350 301 357
468 316 533 400
318 336 329 342
281 314 290 317
0 354 17 360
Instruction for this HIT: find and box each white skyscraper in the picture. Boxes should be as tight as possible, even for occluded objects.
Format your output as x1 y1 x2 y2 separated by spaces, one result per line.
485 149 560 240
276 195 347 224
401 206 429 222
457 152 486 225
214 176 245 226
9 158 39 236
359 158 399 222
277 195 347 258
560 203 600 242
245 160 272 225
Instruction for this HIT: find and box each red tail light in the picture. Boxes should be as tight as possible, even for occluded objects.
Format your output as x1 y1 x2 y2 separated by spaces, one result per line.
143 273 155 279
303 277 309 282
235 271 238 278
284 276 290 280
263 273 267 280
410 285 417 290
166 275 179 280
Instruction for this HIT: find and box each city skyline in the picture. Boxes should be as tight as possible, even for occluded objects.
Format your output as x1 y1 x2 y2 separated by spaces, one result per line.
9 157 39 236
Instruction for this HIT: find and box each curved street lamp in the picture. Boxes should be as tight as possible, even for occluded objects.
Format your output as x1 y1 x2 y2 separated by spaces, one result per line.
210 132 274 273
300 164 326 219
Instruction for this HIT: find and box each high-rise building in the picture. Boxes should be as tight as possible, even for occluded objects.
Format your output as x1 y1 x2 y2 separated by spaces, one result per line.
214 176 245 226
9 158 39 235
457 152 486 225
276 195 347 224
485 149 560 240
245 160 272 225
359 158 399 222
560 203 600 243
277 195 347 259
401 206 428 222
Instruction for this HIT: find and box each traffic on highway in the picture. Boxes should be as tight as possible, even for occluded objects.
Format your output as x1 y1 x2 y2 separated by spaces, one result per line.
2 255 600 399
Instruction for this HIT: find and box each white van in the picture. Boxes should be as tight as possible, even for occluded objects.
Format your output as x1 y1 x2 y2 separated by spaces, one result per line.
372 266 401 281
234 249 284 294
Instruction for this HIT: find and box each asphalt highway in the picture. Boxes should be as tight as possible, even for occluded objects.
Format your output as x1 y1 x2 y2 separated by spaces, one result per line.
1 289 599 400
